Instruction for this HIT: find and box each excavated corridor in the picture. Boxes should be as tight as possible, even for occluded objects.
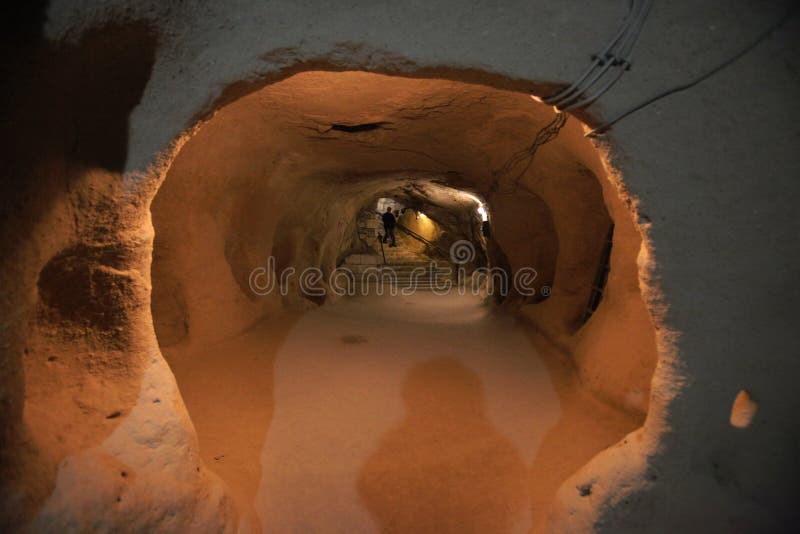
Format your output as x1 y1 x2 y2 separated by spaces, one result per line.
145 70 658 529
164 292 640 532
10 68 660 531
3 3 797 531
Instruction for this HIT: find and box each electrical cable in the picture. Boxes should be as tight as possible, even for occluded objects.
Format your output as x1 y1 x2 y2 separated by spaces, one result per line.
544 0 638 107
586 5 799 137
491 111 568 191
493 1 656 190
544 0 653 110
563 65 628 111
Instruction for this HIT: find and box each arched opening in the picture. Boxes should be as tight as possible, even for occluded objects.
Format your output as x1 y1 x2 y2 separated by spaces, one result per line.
149 70 658 530
5 1 798 530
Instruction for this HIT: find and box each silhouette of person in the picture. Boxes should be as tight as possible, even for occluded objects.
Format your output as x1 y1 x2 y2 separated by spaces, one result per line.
358 357 527 533
382 206 397 247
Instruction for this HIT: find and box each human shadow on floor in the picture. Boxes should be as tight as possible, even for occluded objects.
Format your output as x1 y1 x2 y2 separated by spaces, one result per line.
358 357 527 533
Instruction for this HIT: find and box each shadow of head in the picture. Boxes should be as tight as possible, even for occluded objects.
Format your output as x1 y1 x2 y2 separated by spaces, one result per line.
401 356 485 417
359 356 528 532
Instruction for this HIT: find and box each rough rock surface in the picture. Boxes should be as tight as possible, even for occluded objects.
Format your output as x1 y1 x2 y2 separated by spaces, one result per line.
1 0 798 531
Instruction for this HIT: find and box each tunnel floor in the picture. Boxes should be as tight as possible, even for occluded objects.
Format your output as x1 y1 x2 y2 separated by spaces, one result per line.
163 293 640 532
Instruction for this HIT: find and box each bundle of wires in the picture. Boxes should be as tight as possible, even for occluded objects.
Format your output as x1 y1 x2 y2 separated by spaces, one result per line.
493 111 568 189
541 0 654 112
586 4 799 136
492 0 653 189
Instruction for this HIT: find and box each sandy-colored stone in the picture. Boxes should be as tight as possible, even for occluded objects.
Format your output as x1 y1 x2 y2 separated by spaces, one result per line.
1 1 797 531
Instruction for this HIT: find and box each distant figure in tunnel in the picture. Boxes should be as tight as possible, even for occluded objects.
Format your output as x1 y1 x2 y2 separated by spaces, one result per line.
382 207 397 247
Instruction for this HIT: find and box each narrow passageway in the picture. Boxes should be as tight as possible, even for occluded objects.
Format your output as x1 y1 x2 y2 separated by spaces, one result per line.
5 4 797 531
163 292 640 532
145 70 658 531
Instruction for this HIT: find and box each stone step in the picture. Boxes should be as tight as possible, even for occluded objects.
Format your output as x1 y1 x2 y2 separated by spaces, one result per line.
357 274 454 282
365 272 453 278
354 283 454 292
358 280 452 286
380 264 452 269
342 263 452 270
342 271 453 280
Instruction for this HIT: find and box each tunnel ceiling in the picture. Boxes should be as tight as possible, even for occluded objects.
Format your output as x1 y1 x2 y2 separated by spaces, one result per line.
150 70 654 423
175 70 581 187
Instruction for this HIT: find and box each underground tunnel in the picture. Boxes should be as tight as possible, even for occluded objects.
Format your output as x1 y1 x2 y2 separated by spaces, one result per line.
17 68 659 531
148 71 659 530
3 2 798 532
